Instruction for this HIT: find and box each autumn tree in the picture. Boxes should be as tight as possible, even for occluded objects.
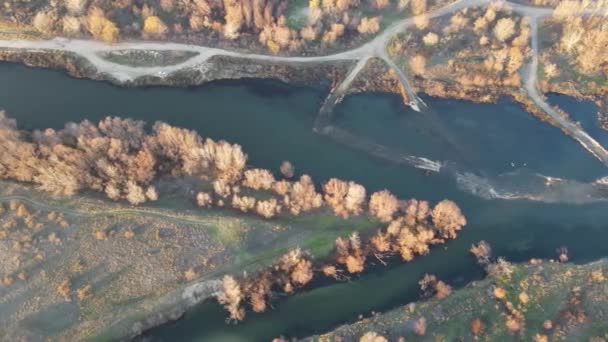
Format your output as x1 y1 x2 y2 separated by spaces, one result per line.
403 199 430 226
322 178 366 218
217 275 245 321
143 16 169 37
413 316 427 336
244 270 272 313
280 160 295 178
300 26 318 41
409 54 426 75
334 233 366 273
278 248 314 290
322 23 345 44
231 194 257 212
418 273 452 299
196 192 213 207
255 198 281 218
470 240 492 265
543 62 559 79
471 318 485 336
126 181 147 205
371 0 390 10
224 0 244 39
423 32 439 45
243 168 275 190
359 331 388 342
411 0 427 15
86 7 120 42
62 16 82 35
33 10 58 35
369 190 399 222
493 17 516 42
431 199 466 239
282 175 323 215
357 17 381 35
65 0 88 15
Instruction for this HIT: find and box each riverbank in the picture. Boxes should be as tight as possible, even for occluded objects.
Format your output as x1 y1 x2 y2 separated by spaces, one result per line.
307 258 608 341
0 178 381 341
0 42 604 139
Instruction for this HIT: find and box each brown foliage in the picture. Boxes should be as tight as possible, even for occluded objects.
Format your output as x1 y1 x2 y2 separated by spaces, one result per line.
56 279 71 300
282 175 323 215
196 192 213 207
431 199 466 239
76 284 92 300
370 231 391 253
231 194 257 212
418 274 451 299
470 240 492 264
0 113 250 206
412 316 427 336
368 190 399 222
217 248 315 320
143 16 169 37
359 331 388 342
357 17 380 34
505 315 522 333
493 17 516 42
280 249 314 286
243 168 275 190
411 0 427 15
244 270 272 313
335 233 366 273
410 54 426 75
86 7 120 42
322 264 338 278
272 180 291 195
33 10 58 35
223 0 244 39
471 318 485 336
323 178 366 218
256 198 281 218
217 275 245 321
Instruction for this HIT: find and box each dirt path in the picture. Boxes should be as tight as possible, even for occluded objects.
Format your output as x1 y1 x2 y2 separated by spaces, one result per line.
0 0 487 84
524 16 608 167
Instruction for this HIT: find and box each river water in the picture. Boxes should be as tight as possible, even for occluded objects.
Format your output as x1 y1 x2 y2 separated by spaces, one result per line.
2 63 608 341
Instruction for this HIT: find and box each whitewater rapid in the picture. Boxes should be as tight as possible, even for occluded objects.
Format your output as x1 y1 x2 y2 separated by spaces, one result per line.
454 168 608 204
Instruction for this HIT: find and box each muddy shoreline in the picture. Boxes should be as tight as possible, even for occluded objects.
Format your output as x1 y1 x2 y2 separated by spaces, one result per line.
0 48 604 124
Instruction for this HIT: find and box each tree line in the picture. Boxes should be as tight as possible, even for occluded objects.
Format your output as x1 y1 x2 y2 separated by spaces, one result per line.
2 0 440 54
0 111 467 321
216 193 465 321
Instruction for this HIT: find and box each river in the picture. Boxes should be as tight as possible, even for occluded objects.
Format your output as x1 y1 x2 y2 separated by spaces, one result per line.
1 62 608 341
